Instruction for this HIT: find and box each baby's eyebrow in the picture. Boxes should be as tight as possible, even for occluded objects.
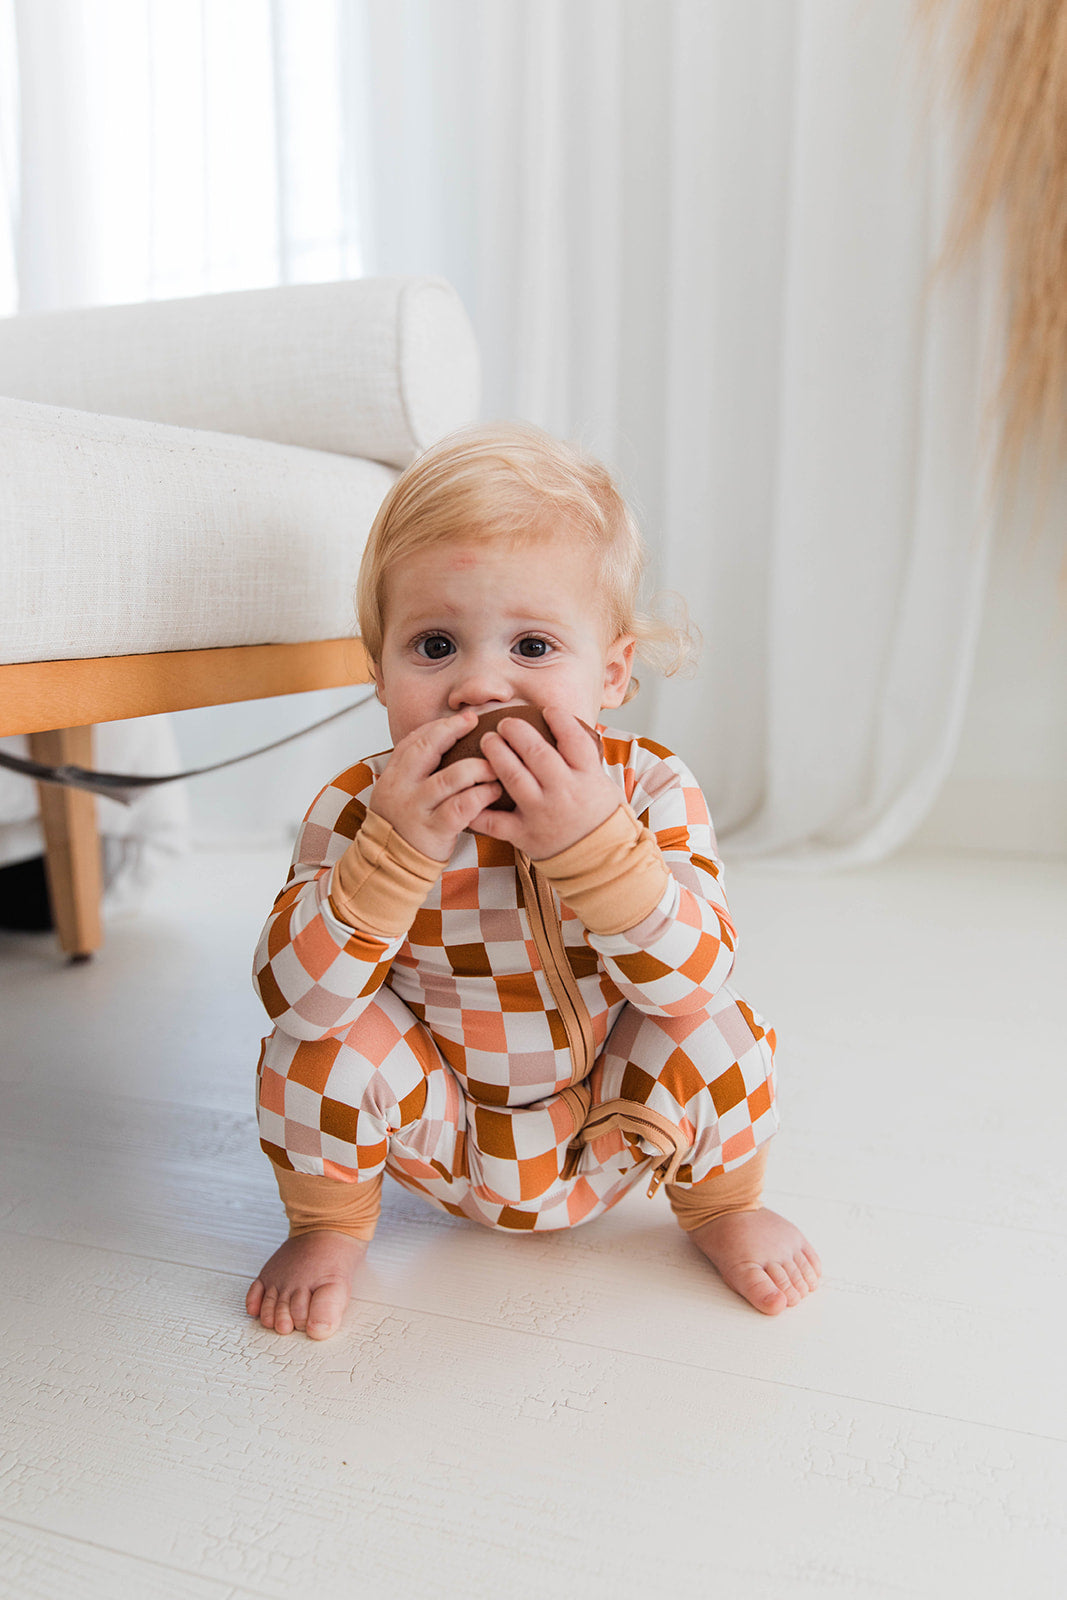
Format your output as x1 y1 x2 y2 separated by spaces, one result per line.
393 608 460 630
501 605 575 626
397 608 571 633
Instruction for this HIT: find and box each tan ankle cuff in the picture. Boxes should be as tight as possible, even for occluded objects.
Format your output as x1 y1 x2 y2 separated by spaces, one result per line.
665 1143 769 1232
271 1162 383 1241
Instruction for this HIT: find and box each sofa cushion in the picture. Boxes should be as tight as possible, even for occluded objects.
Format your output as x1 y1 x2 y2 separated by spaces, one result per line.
0 277 478 470
2 396 395 664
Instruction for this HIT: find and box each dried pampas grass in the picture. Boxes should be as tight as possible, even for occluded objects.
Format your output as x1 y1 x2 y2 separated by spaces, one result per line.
918 0 1067 514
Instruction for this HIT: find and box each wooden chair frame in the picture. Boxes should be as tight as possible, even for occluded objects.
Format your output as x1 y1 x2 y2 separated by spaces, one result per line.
0 638 371 960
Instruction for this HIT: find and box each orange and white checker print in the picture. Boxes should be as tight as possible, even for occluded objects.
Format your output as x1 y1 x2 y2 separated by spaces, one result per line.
253 725 778 1231
257 983 778 1233
254 729 743 1087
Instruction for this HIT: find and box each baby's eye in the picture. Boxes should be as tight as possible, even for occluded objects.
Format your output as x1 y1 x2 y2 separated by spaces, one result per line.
515 636 552 659
415 634 454 661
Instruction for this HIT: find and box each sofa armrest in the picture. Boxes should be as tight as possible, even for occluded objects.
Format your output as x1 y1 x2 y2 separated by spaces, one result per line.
0 276 479 469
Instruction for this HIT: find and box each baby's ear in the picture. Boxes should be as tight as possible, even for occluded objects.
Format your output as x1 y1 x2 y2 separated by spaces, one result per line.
369 660 386 705
601 634 636 708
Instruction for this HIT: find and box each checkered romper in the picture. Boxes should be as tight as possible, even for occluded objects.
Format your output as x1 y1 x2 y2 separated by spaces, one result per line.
253 728 779 1232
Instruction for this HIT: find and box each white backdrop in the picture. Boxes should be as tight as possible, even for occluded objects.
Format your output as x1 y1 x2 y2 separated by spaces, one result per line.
2 0 1007 876
354 0 1004 865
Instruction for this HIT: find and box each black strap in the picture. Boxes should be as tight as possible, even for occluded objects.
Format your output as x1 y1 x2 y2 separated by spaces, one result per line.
0 691 377 806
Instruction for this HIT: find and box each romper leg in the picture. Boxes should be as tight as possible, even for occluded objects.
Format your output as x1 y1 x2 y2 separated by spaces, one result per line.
583 987 779 1193
257 992 604 1235
256 986 467 1191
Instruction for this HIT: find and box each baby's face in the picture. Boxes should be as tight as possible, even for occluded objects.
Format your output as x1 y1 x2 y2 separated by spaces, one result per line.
373 535 635 746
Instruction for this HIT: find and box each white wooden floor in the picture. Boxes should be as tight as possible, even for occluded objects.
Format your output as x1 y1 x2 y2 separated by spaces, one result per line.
1 842 1065 1599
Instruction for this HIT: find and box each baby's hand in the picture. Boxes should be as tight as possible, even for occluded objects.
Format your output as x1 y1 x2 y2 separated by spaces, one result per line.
472 705 620 859
369 710 502 861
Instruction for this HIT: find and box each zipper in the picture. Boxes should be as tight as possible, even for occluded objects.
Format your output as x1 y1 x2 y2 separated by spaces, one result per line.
579 1099 688 1197
513 856 688 1195
515 851 595 1088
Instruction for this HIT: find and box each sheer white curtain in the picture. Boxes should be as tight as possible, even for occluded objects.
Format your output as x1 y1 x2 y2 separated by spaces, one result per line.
2 0 999 868
0 0 372 885
0 0 383 883
3 0 363 312
355 0 1001 866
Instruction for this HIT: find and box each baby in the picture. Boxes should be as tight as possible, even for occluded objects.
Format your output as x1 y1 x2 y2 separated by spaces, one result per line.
246 423 821 1339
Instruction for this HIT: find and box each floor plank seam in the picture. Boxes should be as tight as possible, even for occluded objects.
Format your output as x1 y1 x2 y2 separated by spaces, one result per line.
0 1511 258 1599
3 1225 1061 1447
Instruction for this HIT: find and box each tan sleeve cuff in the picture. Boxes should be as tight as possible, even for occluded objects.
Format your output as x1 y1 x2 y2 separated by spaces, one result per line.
271 1162 383 1242
328 808 446 937
533 803 671 936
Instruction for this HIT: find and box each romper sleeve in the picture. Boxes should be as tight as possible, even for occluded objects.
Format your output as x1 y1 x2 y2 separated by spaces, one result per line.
533 736 737 1017
252 761 446 1042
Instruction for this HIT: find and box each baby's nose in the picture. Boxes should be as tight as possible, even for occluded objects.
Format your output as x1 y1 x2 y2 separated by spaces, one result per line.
448 661 514 712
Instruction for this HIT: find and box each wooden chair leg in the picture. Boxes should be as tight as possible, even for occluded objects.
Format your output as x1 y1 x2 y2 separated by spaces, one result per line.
28 726 104 961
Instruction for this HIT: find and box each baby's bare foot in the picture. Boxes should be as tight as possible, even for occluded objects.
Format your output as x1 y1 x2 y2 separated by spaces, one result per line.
246 1230 367 1340
688 1207 821 1315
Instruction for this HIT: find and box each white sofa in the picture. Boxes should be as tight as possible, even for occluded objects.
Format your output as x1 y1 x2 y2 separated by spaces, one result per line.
0 276 480 958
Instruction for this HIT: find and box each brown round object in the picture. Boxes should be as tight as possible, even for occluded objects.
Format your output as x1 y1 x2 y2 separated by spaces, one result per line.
437 704 595 811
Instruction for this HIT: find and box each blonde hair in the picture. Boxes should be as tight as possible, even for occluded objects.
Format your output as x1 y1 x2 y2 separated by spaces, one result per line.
355 422 696 703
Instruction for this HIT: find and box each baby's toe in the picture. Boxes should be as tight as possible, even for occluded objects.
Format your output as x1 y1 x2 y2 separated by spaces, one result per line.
255 1284 281 1330
767 1260 802 1309
306 1281 349 1340
257 1285 296 1334
245 1278 265 1318
783 1257 811 1301
729 1262 789 1316
798 1248 821 1291
287 1286 312 1332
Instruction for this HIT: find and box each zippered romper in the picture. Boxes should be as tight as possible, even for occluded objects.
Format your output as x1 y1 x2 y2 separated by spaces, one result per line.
253 728 779 1241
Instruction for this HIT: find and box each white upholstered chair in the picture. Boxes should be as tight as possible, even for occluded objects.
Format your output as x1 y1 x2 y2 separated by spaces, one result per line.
0 277 480 959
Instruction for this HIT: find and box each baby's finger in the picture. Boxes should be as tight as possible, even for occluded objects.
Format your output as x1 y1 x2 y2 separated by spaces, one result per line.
429 755 498 802
493 714 554 757
442 780 503 832
480 727 547 798
395 709 479 774
541 705 601 768
487 717 563 779
468 801 521 843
